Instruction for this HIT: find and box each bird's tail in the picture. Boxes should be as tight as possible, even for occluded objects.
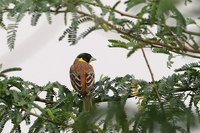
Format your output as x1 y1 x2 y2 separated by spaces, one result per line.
82 93 92 112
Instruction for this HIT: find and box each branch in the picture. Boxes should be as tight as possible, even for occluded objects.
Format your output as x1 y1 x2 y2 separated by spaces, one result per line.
140 48 162 104
84 2 200 37
85 1 139 19
77 10 200 56
2 7 200 52
35 96 54 104
140 48 169 123
3 5 200 38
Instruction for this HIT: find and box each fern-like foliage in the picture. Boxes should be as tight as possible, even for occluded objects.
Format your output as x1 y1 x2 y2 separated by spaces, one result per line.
152 47 175 68
76 26 96 41
31 12 42 26
0 62 200 132
108 35 147 57
0 0 199 58
0 12 6 30
59 16 95 45
125 0 146 11
7 23 18 50
175 62 200 72
45 12 52 24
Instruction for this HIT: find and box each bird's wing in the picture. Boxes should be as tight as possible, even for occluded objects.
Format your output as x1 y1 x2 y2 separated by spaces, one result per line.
70 71 82 93
86 70 95 92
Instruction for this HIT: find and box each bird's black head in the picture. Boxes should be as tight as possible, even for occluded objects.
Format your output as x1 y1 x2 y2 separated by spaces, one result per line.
77 53 96 63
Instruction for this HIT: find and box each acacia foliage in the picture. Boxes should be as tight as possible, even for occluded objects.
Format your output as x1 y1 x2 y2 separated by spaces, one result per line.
0 62 200 133
1 0 200 59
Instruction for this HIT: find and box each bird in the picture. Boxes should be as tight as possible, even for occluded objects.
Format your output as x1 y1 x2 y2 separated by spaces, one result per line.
70 53 96 112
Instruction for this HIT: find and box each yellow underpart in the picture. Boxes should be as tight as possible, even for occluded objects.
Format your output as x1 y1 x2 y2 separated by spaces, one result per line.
78 58 87 63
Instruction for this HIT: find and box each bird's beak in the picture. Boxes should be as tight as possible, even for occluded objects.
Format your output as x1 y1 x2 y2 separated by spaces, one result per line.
90 57 96 63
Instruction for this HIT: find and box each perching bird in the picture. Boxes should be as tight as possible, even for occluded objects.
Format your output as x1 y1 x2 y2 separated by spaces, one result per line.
70 53 96 112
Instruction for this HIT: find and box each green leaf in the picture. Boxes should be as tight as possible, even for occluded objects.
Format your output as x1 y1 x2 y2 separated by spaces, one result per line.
108 39 129 49
103 102 115 131
45 108 55 119
12 90 19 103
77 26 96 40
186 18 196 25
135 4 149 26
99 74 103 81
59 16 93 44
0 12 7 30
115 103 128 132
28 118 43 133
120 35 132 41
101 23 109 32
174 62 200 72
45 12 52 24
31 12 42 26
7 23 18 50
194 95 200 99
125 0 146 11
0 67 22 74
152 47 170 54
0 115 9 132
171 7 186 36
150 2 157 26
95 0 109 15
65 112 77 120
167 54 174 69
46 123 59 133
112 1 121 10
127 42 145 57
184 0 192 5
157 0 176 16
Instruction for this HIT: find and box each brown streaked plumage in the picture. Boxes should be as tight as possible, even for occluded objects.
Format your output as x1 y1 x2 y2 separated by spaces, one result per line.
70 53 96 112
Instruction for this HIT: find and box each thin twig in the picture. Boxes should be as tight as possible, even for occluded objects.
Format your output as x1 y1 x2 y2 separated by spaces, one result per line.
80 11 200 54
2 8 200 54
3 6 200 37
35 96 54 104
140 48 169 123
84 2 200 37
140 48 162 103
85 1 139 19
76 10 200 54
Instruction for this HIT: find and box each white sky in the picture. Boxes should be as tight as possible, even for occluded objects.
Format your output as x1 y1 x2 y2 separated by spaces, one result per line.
0 0 199 132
